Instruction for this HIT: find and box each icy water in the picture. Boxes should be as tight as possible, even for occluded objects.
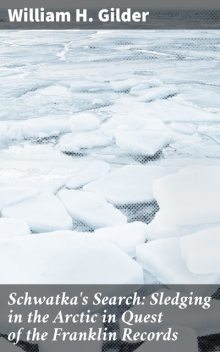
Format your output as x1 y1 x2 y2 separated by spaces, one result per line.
0 31 220 351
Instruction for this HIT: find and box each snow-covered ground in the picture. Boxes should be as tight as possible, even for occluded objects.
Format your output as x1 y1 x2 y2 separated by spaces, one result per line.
0 30 220 286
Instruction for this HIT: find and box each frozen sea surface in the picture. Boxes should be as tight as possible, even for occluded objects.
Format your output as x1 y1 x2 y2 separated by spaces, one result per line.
0 29 220 272
0 30 220 351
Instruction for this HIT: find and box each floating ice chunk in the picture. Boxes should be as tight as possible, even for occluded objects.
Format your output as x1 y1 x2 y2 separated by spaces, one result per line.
101 104 168 139
146 211 181 240
110 78 138 92
58 189 127 229
66 161 110 189
0 218 30 239
170 122 197 135
145 208 212 241
0 121 23 145
181 227 220 275
0 187 38 211
169 133 220 158
115 129 170 156
58 131 113 153
2 193 73 233
130 79 162 95
20 116 71 139
95 222 148 257
0 144 83 179
70 112 100 132
153 166 220 226
146 100 220 122
35 84 73 98
144 210 209 241
138 86 177 102
0 232 143 284
198 124 220 136
0 144 90 193
0 177 66 195
124 327 198 352
85 165 175 205
136 238 219 284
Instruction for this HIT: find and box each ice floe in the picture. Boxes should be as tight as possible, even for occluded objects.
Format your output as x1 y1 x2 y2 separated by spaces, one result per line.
0 121 23 146
70 112 100 132
148 165 220 238
137 85 178 102
181 226 220 274
129 79 162 95
0 218 30 239
58 131 113 153
145 100 220 123
94 221 148 257
20 116 71 139
170 122 197 135
115 129 170 156
0 232 143 284
136 238 220 284
0 186 38 211
84 165 175 205
0 144 93 193
58 189 127 229
66 161 110 189
0 116 71 144
2 193 73 233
